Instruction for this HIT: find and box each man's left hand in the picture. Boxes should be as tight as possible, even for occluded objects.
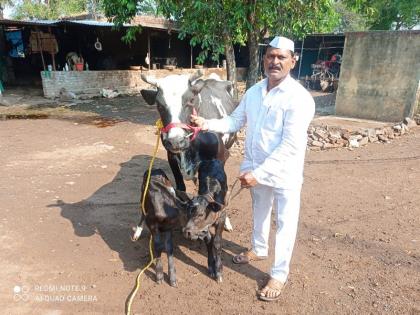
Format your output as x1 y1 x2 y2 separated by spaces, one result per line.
239 172 258 188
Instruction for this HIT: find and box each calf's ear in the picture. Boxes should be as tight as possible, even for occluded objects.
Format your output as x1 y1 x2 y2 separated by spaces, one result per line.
174 198 188 210
209 202 223 212
175 190 192 202
140 89 158 105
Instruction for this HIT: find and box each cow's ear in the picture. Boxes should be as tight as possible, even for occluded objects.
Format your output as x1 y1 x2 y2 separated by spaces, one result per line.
189 70 203 85
224 81 233 94
191 80 206 95
140 89 158 105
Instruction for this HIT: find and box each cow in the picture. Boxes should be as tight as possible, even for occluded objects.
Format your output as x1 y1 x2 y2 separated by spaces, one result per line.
140 72 236 188
138 72 236 233
182 158 228 283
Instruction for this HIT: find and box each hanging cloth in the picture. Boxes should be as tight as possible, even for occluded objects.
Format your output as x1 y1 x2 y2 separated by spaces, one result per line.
5 30 25 58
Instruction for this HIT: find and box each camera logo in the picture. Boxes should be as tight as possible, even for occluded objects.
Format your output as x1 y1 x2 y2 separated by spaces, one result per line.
13 285 30 302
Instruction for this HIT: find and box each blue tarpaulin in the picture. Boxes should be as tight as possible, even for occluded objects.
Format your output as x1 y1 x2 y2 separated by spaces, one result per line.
5 30 25 58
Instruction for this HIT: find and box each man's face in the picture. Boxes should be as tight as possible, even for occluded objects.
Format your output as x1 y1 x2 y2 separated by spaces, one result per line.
263 47 296 83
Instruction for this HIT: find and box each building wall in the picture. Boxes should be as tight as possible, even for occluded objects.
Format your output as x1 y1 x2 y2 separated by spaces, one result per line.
41 68 227 98
335 31 420 122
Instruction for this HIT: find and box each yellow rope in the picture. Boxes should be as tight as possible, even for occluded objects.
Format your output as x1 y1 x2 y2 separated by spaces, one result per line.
126 119 163 315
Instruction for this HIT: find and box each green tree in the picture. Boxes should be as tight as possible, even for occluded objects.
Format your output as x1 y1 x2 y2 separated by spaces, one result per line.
333 1 368 32
12 0 93 20
159 0 249 97
240 0 337 88
0 0 12 18
343 0 420 30
103 0 338 90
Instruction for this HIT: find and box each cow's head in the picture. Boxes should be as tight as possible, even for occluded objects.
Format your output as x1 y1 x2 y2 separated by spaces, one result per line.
140 71 203 153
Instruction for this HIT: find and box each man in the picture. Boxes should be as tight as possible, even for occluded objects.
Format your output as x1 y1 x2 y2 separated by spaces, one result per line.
191 36 315 301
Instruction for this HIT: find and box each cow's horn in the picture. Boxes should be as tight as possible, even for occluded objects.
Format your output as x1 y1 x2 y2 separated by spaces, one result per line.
188 70 203 84
141 74 159 87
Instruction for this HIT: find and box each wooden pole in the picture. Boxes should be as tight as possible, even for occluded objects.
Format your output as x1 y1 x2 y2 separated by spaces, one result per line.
190 45 193 69
297 37 305 80
36 29 46 71
147 30 151 71
48 27 56 71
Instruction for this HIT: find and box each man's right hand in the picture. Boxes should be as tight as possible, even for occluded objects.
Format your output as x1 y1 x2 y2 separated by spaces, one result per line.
190 114 209 130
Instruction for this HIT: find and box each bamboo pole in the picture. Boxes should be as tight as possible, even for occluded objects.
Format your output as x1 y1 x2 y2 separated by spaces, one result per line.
147 30 151 71
36 29 46 71
48 27 56 71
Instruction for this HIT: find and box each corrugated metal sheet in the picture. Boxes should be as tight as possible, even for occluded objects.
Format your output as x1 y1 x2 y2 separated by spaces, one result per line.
62 19 131 27
0 16 178 31
0 19 58 27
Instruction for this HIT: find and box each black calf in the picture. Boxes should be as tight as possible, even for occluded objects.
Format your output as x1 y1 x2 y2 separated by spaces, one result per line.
135 169 189 287
182 159 228 283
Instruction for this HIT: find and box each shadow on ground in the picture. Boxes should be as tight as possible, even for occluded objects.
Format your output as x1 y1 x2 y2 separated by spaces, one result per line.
51 154 266 284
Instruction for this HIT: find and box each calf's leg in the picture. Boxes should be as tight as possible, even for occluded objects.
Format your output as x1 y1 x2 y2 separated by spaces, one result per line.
164 230 177 287
204 232 216 279
213 214 225 283
153 232 165 284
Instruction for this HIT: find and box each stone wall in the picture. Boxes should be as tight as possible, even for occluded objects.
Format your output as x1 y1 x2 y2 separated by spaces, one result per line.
41 68 227 99
336 31 420 122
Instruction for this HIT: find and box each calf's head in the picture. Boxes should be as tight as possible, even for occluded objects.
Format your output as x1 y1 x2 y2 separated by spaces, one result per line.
140 71 203 153
182 194 224 240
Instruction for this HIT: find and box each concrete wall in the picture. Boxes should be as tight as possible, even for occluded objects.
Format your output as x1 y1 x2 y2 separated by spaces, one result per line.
41 68 227 99
336 31 420 122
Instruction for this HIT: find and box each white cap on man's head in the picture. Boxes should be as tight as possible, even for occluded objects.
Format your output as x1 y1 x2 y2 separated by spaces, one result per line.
269 36 294 52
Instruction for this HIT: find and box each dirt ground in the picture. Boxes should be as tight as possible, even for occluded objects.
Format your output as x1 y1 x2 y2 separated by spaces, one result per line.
1 94 419 315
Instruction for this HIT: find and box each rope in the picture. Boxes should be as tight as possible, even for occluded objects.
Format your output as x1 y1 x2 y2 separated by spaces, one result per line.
126 119 163 315
226 178 244 206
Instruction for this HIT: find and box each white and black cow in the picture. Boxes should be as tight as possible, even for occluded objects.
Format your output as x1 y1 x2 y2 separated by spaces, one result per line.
140 72 236 188
133 72 236 238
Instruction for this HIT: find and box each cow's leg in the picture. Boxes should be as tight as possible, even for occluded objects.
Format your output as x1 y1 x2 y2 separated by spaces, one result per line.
167 151 186 191
204 232 216 279
164 230 177 287
213 213 225 283
153 231 165 284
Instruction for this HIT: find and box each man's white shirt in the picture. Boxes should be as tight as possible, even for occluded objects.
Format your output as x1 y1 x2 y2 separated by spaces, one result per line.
207 75 315 189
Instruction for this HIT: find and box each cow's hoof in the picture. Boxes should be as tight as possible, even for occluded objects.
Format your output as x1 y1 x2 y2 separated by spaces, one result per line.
169 280 178 287
216 275 223 283
156 276 163 284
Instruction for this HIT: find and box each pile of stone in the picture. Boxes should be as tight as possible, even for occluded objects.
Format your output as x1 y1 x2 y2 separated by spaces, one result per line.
308 117 418 151
229 116 419 156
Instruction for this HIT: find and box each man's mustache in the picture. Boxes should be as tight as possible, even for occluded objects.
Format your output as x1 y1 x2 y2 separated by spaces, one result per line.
268 65 282 71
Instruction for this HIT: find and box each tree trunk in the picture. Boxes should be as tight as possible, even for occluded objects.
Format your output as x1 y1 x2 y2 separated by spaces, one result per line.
246 30 260 90
223 30 238 100
246 0 260 89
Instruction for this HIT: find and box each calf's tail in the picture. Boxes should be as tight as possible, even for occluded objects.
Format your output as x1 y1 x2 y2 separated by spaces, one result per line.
131 213 145 242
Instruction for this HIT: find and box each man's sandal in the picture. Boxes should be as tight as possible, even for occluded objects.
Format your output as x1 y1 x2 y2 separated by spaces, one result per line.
232 250 267 264
258 278 285 302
